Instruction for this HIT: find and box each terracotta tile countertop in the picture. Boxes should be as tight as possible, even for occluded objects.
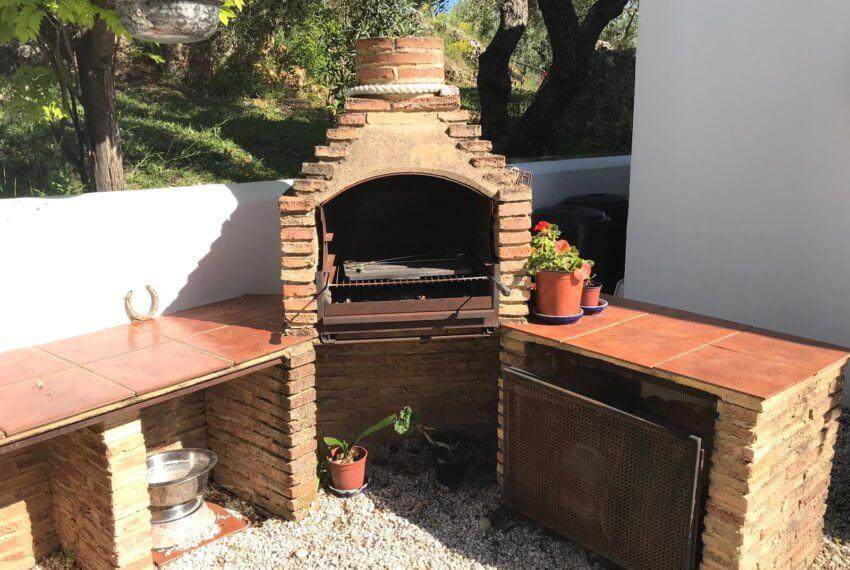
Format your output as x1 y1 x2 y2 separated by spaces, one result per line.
0 295 311 446
505 296 850 407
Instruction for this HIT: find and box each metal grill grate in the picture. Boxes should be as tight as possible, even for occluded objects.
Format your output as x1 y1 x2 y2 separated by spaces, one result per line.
503 368 702 570
330 274 490 288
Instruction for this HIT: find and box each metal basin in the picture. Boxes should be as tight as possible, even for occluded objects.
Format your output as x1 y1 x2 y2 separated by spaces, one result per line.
146 448 217 509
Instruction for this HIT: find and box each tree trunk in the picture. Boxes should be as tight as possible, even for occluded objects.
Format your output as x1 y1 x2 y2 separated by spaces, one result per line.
477 0 528 145
76 19 124 191
163 44 188 80
506 0 629 156
185 41 215 86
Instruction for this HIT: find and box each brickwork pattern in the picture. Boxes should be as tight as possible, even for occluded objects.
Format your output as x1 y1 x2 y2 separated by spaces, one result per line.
206 342 318 520
140 392 207 453
50 416 153 570
0 445 57 570
283 36 532 336
316 337 500 443
354 37 445 85
700 364 845 570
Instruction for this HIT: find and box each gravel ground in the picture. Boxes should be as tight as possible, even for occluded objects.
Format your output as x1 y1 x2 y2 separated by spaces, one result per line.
36 412 850 569
170 440 604 570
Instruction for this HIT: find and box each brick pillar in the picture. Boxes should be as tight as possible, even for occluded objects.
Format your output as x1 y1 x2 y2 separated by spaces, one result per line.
496 333 528 485
495 184 532 322
206 342 318 520
280 196 319 337
51 415 153 570
699 364 845 570
0 445 58 570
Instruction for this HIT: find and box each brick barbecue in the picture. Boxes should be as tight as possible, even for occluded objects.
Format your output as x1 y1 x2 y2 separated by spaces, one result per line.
0 36 847 570
276 36 530 520
280 36 532 342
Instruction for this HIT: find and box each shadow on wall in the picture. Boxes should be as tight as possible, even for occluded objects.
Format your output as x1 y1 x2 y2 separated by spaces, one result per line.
162 183 285 315
0 181 287 352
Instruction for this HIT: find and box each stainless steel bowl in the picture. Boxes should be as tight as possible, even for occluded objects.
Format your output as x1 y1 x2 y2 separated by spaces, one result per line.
146 448 218 509
150 496 204 524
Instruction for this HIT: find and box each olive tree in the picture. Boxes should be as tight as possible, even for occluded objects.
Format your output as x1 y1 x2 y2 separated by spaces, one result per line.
0 0 242 191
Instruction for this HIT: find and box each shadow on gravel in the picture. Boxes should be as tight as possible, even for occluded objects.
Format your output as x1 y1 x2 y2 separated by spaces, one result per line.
360 439 611 569
823 411 850 541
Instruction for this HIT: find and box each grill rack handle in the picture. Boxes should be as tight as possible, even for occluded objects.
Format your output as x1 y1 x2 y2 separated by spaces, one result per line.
490 276 512 297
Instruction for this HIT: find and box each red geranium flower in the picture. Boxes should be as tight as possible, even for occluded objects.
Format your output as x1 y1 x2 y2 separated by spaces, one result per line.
533 221 551 233
573 263 592 280
554 239 570 254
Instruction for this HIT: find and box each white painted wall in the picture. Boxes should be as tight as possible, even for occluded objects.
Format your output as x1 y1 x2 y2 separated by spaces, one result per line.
0 181 288 352
0 156 625 353
513 155 630 210
626 1 850 350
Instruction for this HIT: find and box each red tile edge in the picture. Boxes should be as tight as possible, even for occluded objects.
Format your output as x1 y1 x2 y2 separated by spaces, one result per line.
151 502 250 565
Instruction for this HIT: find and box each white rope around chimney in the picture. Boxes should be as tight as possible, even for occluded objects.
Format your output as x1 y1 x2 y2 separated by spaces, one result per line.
345 83 460 97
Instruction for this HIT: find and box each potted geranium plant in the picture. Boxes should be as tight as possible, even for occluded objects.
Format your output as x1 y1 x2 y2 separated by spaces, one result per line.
581 274 603 308
323 407 416 492
527 221 593 317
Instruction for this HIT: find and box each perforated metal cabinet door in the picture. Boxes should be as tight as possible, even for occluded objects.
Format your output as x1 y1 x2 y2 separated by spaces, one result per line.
502 367 702 570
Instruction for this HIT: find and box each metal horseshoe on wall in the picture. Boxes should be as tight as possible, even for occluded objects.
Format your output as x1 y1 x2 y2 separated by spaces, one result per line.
125 285 159 322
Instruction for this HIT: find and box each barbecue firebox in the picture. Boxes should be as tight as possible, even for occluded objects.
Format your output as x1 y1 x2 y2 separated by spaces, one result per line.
316 175 503 341
281 36 532 341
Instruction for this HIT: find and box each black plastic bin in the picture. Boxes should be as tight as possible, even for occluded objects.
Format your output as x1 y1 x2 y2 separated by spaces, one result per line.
531 193 629 293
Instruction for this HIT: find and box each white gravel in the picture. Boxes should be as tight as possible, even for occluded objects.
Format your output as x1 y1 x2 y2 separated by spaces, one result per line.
37 413 850 569
170 441 601 569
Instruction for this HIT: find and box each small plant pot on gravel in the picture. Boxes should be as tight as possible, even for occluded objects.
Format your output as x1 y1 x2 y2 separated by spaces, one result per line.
324 407 417 493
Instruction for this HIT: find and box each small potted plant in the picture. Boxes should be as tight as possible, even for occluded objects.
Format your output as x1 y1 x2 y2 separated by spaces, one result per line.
581 274 603 308
400 410 475 489
323 407 416 492
527 221 593 317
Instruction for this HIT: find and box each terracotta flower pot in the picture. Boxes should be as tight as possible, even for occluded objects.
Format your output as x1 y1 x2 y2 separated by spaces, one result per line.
535 270 584 316
327 446 368 491
581 282 603 307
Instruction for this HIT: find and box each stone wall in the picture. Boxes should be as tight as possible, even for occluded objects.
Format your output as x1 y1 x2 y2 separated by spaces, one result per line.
140 392 208 453
0 445 57 569
315 337 500 443
206 342 319 520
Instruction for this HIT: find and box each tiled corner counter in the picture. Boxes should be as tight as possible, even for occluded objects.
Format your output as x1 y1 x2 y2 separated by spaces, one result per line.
0 295 316 569
500 296 848 569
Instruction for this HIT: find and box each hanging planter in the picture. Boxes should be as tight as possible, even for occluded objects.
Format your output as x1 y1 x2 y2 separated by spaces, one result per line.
116 0 222 44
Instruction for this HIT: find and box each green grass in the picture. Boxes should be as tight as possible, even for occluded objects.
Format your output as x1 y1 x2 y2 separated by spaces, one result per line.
0 82 331 197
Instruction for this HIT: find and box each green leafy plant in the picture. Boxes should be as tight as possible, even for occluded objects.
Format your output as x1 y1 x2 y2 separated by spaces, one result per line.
526 221 593 277
323 406 417 463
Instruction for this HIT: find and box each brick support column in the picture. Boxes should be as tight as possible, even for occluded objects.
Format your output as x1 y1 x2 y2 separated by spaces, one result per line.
0 445 58 570
700 364 845 570
495 185 532 322
206 342 318 520
496 333 527 485
280 196 319 337
50 415 153 570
